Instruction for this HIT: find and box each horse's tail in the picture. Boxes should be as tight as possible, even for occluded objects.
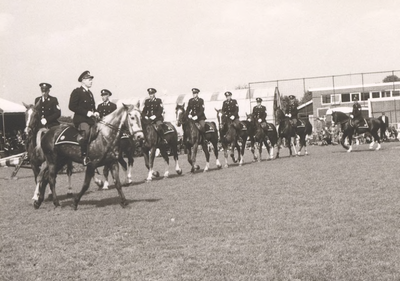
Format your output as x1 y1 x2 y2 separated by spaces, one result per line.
305 120 313 135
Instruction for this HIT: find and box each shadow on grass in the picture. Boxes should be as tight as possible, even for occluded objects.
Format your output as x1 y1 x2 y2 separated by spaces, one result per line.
62 197 161 208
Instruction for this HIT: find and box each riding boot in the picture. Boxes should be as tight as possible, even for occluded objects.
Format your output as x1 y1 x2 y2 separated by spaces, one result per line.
156 125 167 144
78 132 91 166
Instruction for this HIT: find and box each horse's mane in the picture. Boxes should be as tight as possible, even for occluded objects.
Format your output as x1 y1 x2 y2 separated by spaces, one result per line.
97 105 132 135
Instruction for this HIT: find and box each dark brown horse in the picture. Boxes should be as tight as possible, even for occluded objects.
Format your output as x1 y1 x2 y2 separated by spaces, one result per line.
175 104 221 172
276 108 312 157
141 117 182 181
34 104 144 210
331 111 384 152
23 102 73 200
215 109 243 167
246 113 278 161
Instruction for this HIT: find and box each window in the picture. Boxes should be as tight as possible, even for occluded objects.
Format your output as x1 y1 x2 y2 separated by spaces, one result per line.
382 90 390 97
361 92 369 101
341 93 350 102
321 94 331 104
393 90 400 97
351 93 360 101
372 92 380 98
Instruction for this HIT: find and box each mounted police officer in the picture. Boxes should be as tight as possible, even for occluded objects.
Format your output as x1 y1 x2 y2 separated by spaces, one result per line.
350 97 366 129
142 88 165 140
222 91 242 134
69 70 99 166
35 83 61 128
97 89 117 118
186 88 206 135
252 97 269 131
285 95 299 129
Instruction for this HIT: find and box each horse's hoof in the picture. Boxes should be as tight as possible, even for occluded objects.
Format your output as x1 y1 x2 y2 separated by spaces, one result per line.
67 192 73 198
33 201 41 209
146 178 152 182
217 164 222 169
176 169 182 175
53 200 60 207
120 201 128 208
224 164 228 168
94 179 104 188
152 171 160 177
195 165 200 170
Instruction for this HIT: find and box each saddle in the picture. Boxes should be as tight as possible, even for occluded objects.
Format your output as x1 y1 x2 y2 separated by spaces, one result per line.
160 122 175 135
55 125 97 146
194 122 215 133
55 126 80 146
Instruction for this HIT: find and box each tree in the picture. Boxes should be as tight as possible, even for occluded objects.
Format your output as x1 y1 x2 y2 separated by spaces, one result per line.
299 90 312 105
383 75 400 83
235 84 249 89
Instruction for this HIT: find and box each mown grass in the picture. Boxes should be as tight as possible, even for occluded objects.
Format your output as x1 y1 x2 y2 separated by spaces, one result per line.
1 143 400 280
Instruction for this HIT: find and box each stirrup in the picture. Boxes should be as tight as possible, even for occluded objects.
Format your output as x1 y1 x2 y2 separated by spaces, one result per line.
82 156 91 166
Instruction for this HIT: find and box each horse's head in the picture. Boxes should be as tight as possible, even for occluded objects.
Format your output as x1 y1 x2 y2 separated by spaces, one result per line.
175 103 185 127
331 111 348 127
23 102 40 135
275 108 286 123
215 108 228 130
246 113 255 124
125 104 144 141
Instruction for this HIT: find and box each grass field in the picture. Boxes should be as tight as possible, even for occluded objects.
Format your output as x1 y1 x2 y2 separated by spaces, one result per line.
1 142 400 280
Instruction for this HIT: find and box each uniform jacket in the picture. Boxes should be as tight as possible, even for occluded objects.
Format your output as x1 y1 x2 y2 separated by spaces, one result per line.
34 95 61 128
252 105 267 121
186 97 206 120
352 103 362 118
378 115 389 125
285 102 298 118
69 86 97 126
222 99 239 119
97 101 117 118
142 97 164 122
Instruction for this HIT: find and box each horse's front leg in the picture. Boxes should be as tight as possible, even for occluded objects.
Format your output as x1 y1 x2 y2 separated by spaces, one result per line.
66 162 73 197
72 166 94 210
33 165 48 209
190 142 200 173
47 162 60 207
236 142 243 166
146 147 157 182
291 137 298 156
201 141 210 172
223 144 229 168
102 165 111 190
110 161 127 208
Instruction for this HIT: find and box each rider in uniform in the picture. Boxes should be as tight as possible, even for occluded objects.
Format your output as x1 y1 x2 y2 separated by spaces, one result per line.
186 88 206 136
350 97 365 129
285 95 299 129
252 97 268 131
142 88 165 140
222 91 242 135
34 83 61 129
97 89 117 118
69 70 100 166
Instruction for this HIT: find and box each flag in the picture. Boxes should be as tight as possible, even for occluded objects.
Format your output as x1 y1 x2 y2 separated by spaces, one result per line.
273 87 281 124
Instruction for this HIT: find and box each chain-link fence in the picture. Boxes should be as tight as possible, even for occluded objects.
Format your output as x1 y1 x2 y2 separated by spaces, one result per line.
249 70 400 101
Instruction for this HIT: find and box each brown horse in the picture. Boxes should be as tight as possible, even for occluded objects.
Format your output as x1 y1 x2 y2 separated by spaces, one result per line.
215 109 243 167
23 102 73 200
141 117 182 182
34 104 144 210
246 113 278 161
175 104 221 172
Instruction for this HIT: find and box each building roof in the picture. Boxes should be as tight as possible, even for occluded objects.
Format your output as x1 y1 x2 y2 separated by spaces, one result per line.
308 81 400 92
0 98 26 113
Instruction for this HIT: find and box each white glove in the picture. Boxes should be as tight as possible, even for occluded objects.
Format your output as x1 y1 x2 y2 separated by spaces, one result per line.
350 114 354 118
288 114 292 118
192 116 198 121
150 115 156 120
188 114 193 119
87 111 94 117
230 115 235 120
41 118 47 125
94 112 100 118
145 116 149 120
258 119 262 123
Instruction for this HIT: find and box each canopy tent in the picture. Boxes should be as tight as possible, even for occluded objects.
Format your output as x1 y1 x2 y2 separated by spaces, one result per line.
0 98 26 140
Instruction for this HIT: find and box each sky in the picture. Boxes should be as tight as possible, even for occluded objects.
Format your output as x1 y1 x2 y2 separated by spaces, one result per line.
1 0 400 116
